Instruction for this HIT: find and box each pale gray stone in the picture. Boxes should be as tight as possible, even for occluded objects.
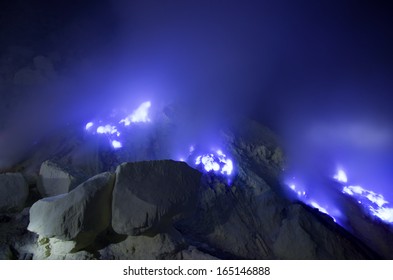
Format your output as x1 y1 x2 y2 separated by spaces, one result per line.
112 160 201 235
37 160 83 197
28 172 115 250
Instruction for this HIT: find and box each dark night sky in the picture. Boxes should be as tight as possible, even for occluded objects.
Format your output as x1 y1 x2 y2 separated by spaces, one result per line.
1 0 392 122
1 0 393 194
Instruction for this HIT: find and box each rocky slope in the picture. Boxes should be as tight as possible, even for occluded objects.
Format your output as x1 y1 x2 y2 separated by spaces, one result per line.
0 109 389 260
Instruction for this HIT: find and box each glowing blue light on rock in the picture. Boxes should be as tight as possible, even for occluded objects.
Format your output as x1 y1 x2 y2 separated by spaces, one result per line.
343 185 388 207
84 101 152 150
334 169 348 183
199 154 220 172
310 201 329 215
194 150 234 176
337 171 393 224
120 101 151 126
221 158 233 175
195 155 202 165
370 207 393 223
96 124 119 135
85 122 94 130
111 140 122 149
286 182 307 198
285 180 338 221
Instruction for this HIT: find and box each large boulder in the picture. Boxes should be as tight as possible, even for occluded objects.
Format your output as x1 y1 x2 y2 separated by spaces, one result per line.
28 172 115 251
0 173 28 213
112 160 202 235
37 160 84 197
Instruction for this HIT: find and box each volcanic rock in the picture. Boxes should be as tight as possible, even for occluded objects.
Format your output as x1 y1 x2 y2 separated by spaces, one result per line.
175 173 379 259
28 172 115 251
272 204 377 259
0 173 28 213
0 244 13 260
37 160 85 197
0 208 37 260
32 237 95 260
179 246 219 260
99 233 184 260
112 160 201 235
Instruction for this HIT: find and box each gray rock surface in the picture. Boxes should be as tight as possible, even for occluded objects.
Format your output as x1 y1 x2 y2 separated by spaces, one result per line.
112 160 201 235
272 204 376 259
0 244 13 260
28 172 115 250
0 173 28 213
99 233 184 260
0 208 37 260
37 160 84 197
32 237 95 260
175 172 378 260
178 246 219 260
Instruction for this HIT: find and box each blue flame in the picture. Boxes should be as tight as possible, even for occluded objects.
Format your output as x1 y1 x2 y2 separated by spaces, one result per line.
119 101 151 126
334 169 393 223
194 149 234 176
85 122 94 130
286 168 393 224
285 178 338 222
84 101 152 151
111 140 122 149
333 169 348 183
83 102 236 182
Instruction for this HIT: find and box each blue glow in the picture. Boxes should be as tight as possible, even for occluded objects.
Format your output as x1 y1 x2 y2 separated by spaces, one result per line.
338 172 393 223
194 149 234 176
285 179 338 222
96 124 119 135
286 167 393 225
111 140 122 149
85 122 94 130
119 101 151 126
83 101 236 181
84 101 152 150
310 201 329 216
334 169 348 183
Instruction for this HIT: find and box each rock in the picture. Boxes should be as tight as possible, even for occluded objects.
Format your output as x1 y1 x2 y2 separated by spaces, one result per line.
28 172 115 251
176 176 379 259
33 237 95 260
112 160 201 235
272 204 378 259
37 160 85 197
0 208 38 260
99 233 183 260
0 244 13 260
338 195 393 259
187 181 276 259
0 173 28 213
221 118 284 187
178 246 219 260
